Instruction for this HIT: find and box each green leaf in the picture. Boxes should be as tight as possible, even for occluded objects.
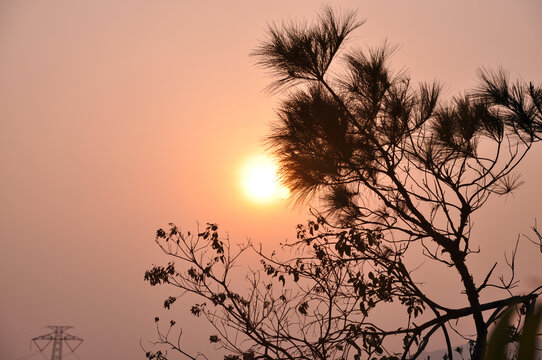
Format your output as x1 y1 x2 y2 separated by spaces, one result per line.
517 307 542 360
484 307 514 360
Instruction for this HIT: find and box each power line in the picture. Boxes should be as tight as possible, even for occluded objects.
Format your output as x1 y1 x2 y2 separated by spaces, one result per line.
32 326 83 360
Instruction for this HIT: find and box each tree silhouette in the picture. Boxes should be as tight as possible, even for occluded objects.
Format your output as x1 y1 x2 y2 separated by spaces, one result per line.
144 8 542 360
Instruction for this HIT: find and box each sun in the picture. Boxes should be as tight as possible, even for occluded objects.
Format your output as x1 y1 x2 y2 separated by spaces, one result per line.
241 155 290 203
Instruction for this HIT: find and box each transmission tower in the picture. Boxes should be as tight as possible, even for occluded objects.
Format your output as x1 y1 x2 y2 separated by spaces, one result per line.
32 326 83 360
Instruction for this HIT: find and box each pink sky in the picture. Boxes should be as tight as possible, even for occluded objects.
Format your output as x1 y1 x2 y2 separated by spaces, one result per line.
1 1 541 359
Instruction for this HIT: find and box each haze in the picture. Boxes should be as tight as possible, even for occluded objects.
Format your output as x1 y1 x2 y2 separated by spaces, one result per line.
1 1 541 359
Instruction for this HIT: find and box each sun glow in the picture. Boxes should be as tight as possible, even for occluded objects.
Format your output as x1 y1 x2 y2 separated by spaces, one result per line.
241 155 290 203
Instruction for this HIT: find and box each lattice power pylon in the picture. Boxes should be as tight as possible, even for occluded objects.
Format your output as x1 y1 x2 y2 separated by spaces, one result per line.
32 326 83 360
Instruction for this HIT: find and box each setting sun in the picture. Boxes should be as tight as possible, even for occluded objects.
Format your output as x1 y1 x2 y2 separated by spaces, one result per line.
241 155 290 203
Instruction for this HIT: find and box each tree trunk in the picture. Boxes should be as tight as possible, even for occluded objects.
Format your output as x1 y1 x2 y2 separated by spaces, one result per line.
454 257 487 360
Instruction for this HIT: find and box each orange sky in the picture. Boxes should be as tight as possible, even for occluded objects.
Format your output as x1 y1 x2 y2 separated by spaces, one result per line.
1 1 541 359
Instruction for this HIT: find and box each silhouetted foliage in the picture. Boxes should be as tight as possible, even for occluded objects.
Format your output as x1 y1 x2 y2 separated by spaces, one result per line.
484 306 542 360
144 7 542 360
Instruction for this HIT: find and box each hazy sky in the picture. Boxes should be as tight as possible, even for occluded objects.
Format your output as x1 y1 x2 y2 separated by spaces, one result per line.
1 1 541 359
